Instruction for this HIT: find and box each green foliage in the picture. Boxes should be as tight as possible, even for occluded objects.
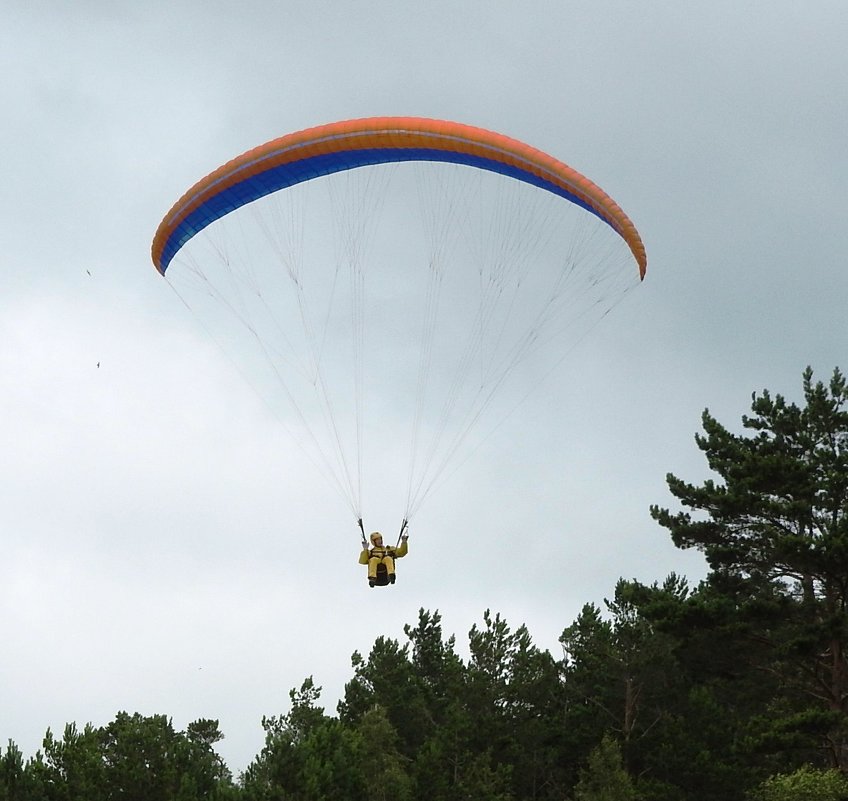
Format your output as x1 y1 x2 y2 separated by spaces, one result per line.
572 734 635 801
560 582 681 781
43 722 107 801
0 741 24 801
3 714 235 801
467 609 564 798
651 367 848 771
338 635 428 756
99 712 189 801
356 706 412 801
455 750 513 801
749 765 848 801
243 677 370 801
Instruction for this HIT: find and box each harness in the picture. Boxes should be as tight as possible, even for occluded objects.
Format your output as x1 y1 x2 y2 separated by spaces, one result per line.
369 546 396 559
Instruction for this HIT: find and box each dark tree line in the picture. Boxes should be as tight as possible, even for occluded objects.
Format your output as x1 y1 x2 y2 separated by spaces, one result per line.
4 367 848 800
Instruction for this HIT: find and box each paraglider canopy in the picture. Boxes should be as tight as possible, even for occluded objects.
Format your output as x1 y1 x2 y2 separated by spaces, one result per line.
152 117 646 279
151 117 647 531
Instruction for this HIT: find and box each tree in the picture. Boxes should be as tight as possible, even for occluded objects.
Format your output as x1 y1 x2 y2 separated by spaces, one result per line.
242 677 371 800
572 735 635 801
467 610 565 799
182 718 235 799
403 609 473 800
749 765 848 801
651 367 848 769
242 677 329 800
454 750 513 801
42 722 106 801
356 706 412 801
100 712 183 801
298 719 366 801
403 609 466 730
0 741 24 801
338 636 429 757
560 581 681 780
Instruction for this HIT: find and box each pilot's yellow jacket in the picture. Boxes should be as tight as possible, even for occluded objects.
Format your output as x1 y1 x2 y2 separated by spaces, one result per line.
359 532 408 579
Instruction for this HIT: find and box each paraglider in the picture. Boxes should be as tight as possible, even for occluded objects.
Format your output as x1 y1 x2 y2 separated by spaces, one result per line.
151 117 647 565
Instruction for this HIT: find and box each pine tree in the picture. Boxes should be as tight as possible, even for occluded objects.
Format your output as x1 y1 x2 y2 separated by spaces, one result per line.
572 735 635 801
651 367 848 769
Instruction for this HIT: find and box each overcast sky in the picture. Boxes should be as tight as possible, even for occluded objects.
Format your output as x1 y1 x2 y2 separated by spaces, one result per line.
3 0 847 774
